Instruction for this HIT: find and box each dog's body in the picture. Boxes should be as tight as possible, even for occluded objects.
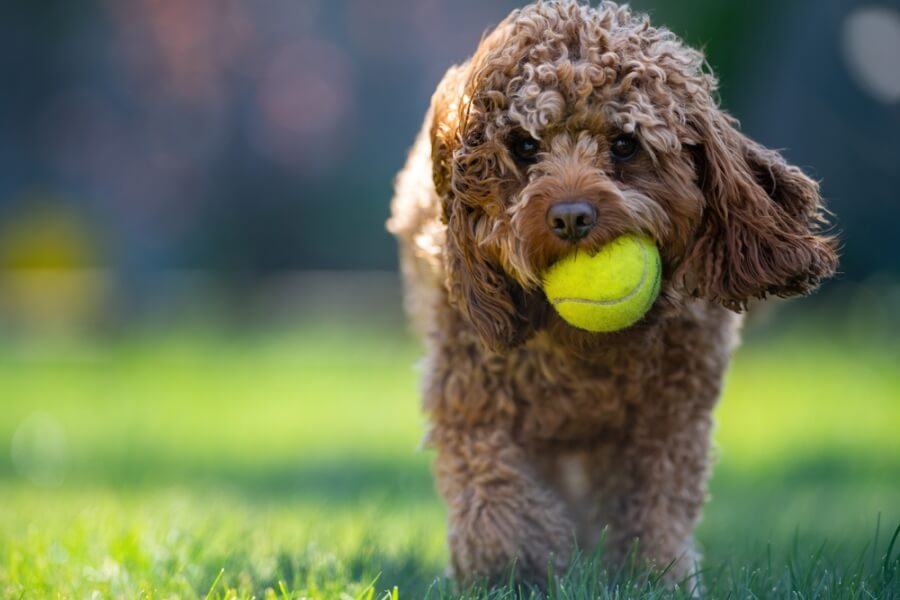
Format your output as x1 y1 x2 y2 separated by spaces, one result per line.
388 1 836 586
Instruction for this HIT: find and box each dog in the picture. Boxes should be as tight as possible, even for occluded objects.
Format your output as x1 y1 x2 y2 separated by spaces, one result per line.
388 0 837 587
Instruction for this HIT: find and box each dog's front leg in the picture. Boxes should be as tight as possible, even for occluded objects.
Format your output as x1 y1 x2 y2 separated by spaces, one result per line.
601 409 714 589
431 426 575 587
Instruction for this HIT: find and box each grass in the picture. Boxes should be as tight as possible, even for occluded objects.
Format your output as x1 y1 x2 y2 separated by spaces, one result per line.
0 319 898 599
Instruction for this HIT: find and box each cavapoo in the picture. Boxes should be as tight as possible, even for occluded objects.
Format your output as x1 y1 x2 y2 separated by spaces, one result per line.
388 0 837 587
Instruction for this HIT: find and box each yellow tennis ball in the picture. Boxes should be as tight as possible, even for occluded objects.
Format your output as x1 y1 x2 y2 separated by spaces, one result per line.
542 234 661 333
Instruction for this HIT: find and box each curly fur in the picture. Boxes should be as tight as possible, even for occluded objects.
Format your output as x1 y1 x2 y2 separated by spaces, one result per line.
388 0 837 587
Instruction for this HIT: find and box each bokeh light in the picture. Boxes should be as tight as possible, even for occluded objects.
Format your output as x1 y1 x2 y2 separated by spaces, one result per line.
11 412 69 488
842 6 900 104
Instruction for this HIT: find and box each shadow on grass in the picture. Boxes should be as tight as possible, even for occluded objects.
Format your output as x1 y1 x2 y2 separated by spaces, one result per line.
0 450 439 505
1 446 897 515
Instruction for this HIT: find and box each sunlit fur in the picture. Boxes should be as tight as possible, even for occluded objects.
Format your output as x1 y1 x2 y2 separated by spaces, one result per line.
388 0 837 588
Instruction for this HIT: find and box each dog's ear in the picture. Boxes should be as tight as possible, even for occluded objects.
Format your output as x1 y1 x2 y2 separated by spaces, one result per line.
443 201 530 353
430 64 465 202
677 109 838 310
430 65 527 353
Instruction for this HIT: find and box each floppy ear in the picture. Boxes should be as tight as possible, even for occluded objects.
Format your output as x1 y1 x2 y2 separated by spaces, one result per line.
678 109 839 310
430 65 527 353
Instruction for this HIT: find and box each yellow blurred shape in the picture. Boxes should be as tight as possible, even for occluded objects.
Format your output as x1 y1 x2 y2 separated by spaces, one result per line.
0 201 97 270
0 195 112 333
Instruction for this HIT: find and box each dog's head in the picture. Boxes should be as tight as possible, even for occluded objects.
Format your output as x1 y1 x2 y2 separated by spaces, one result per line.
431 1 838 353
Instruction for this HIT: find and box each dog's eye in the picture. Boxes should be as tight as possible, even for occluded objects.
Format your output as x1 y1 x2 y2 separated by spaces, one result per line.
509 135 540 163
610 134 639 161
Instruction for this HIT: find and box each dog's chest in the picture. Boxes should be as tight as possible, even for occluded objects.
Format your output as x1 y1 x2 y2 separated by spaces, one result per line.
507 306 742 445
508 339 650 444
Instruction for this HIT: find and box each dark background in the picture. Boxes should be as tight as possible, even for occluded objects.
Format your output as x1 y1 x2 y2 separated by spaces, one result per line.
0 0 897 308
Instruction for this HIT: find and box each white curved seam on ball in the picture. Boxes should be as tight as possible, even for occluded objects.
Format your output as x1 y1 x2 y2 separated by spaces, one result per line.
551 240 649 307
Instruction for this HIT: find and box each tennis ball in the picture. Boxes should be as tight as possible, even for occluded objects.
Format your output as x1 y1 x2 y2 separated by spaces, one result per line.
542 234 661 333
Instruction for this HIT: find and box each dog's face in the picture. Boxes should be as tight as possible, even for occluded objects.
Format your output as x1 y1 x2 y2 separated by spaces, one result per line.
431 1 837 352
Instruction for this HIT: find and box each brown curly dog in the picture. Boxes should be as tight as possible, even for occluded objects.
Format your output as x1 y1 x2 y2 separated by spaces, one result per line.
388 0 838 588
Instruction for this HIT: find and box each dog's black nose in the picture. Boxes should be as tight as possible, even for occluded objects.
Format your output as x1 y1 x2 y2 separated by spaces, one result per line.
546 200 597 242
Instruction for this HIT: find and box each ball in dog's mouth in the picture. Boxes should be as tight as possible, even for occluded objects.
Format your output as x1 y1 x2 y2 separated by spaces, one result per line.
542 233 661 333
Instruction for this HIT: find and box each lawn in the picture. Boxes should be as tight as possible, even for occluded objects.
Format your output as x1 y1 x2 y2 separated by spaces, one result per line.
0 318 898 598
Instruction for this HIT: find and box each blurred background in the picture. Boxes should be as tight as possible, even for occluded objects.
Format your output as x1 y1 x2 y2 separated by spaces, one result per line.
0 1 898 597
0 0 898 332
